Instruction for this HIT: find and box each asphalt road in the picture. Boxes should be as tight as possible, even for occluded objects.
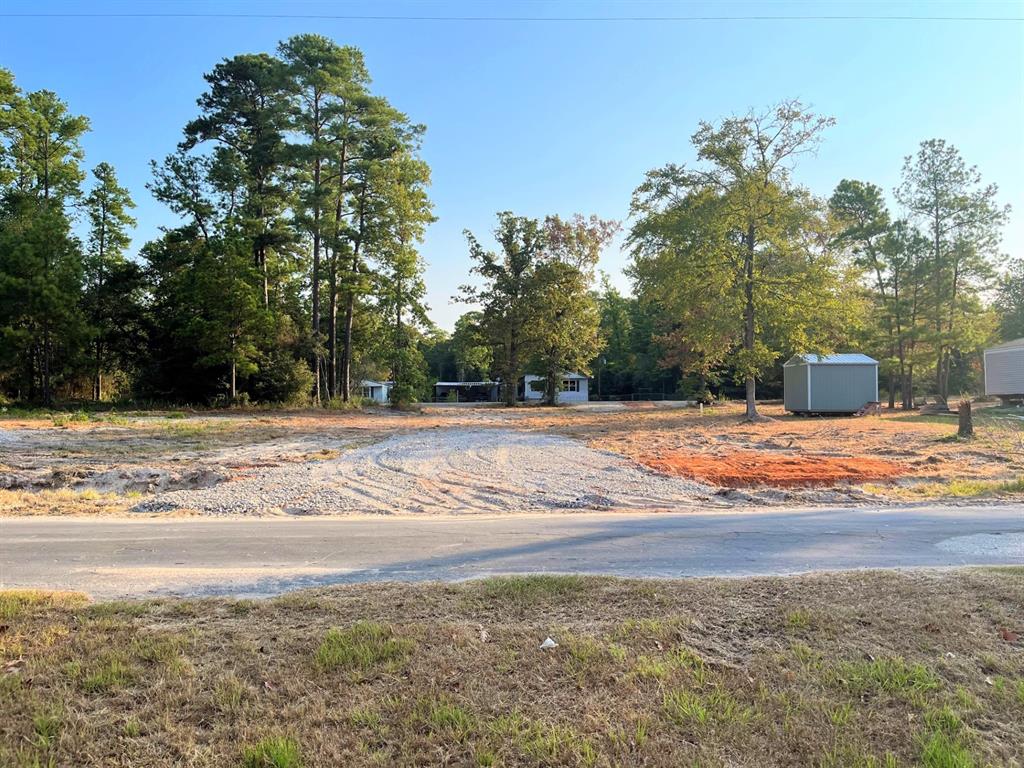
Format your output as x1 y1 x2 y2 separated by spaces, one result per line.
2 505 1022 598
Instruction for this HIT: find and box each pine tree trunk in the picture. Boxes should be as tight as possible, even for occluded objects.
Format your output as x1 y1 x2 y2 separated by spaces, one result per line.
743 223 758 420
328 248 338 400
310 97 323 405
342 290 354 402
312 227 321 404
94 339 102 402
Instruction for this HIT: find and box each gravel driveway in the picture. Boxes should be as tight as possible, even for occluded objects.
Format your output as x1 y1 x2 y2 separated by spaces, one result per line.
134 428 715 515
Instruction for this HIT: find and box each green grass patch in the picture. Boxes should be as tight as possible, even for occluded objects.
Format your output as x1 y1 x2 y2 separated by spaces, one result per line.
475 574 596 606
31 710 62 750
488 713 598 766
80 655 136 694
160 420 218 438
920 707 976 768
314 622 413 672
50 411 90 427
833 657 940 697
0 590 88 619
131 632 187 665
213 673 248 715
84 600 150 618
422 697 476 741
241 736 303 768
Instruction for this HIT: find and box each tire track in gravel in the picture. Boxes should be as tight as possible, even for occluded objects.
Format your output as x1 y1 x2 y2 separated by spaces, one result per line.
133 428 717 516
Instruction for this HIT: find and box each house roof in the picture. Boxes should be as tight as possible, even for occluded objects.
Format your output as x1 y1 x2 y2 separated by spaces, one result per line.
986 338 1024 352
434 381 497 387
360 380 393 387
524 372 589 379
784 353 878 366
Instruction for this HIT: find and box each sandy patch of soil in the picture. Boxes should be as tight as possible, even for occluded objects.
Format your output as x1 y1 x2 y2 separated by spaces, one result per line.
640 451 910 487
134 428 717 516
544 403 1022 492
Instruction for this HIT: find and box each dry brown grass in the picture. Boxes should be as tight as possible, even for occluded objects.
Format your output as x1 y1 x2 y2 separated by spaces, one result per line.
0 488 132 516
1 570 1022 766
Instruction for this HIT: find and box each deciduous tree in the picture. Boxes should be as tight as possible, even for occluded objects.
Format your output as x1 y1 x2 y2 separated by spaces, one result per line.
628 101 846 419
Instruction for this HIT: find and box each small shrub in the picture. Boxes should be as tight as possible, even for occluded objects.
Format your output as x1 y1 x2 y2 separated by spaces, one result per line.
241 736 303 768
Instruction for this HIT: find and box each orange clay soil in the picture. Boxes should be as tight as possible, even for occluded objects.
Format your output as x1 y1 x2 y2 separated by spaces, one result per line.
638 451 910 488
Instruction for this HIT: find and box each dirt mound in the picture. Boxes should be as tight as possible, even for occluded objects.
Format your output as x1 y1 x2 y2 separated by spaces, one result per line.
640 451 908 488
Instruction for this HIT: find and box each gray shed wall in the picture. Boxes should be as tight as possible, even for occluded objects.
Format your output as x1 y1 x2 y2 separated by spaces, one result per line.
783 363 809 411
985 348 1024 396
808 364 877 412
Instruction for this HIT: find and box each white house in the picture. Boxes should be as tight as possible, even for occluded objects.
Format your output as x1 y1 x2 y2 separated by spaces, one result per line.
522 372 589 404
359 380 392 403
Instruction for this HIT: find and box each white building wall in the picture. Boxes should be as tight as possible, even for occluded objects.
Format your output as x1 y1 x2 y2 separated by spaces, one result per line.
558 378 588 403
522 375 588 404
984 347 1024 396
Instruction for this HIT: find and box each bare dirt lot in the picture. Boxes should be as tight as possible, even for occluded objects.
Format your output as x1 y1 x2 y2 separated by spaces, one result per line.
1 403 1021 516
1 570 1021 767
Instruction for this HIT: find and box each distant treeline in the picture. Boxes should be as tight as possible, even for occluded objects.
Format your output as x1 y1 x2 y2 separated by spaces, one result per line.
1 49 1020 409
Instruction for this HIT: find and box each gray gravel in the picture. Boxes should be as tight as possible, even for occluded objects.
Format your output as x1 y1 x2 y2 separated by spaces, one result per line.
133 428 718 516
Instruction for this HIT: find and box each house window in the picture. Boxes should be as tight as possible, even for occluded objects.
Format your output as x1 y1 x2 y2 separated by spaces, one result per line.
563 379 580 392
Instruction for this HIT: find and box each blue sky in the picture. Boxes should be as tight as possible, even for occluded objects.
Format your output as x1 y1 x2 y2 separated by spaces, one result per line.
2 0 1021 329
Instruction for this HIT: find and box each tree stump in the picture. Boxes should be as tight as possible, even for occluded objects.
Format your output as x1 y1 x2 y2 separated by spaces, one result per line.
958 400 973 439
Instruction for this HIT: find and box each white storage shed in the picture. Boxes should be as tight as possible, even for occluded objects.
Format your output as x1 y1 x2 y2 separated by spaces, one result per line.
984 338 1024 402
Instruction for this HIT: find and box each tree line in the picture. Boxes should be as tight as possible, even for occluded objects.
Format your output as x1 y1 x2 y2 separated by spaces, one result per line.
1 51 1018 409
1 35 432 406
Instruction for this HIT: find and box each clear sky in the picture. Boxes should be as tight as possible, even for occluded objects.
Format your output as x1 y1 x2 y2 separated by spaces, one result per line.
2 0 1021 330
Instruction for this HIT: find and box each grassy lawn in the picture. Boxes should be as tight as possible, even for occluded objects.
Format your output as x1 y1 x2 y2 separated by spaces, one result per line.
1 571 1022 767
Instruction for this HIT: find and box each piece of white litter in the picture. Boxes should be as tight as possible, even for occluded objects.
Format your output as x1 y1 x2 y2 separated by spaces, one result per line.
540 637 558 650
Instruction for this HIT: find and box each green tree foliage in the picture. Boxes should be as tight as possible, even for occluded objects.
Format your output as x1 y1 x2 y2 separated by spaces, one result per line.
280 35 369 402
83 162 141 400
460 213 547 406
896 139 1008 404
182 52 295 309
140 37 432 406
628 101 856 419
459 212 611 406
450 311 492 382
995 259 1024 341
0 72 89 403
529 215 618 404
